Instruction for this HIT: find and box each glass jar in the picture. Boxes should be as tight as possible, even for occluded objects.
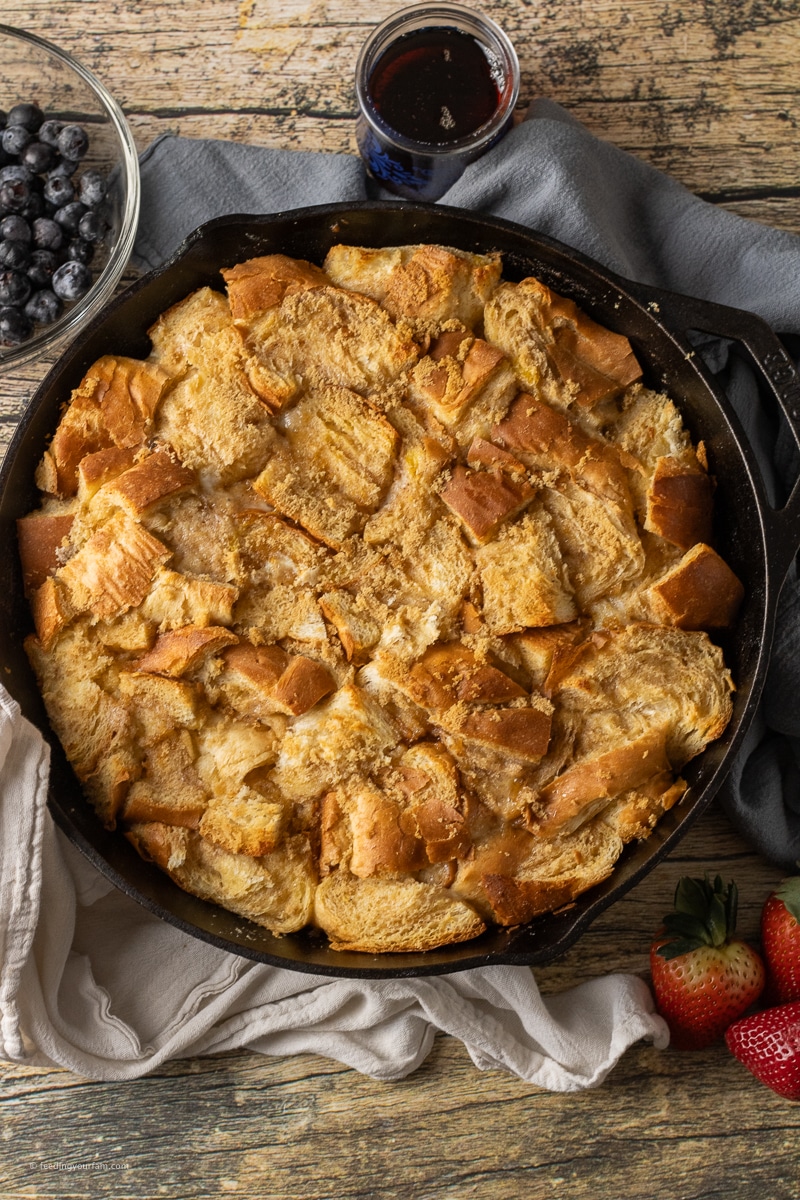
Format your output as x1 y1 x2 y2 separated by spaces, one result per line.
355 2 520 201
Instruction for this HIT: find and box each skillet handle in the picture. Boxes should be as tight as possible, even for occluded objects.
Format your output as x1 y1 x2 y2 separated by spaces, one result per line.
626 284 800 581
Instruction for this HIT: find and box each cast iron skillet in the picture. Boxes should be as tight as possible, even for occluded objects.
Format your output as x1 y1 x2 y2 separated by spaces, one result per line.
2 201 800 978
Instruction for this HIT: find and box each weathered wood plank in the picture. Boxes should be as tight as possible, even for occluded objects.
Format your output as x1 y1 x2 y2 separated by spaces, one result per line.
3 0 799 221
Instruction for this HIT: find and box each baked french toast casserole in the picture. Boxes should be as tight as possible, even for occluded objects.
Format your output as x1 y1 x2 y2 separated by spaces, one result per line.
17 243 743 953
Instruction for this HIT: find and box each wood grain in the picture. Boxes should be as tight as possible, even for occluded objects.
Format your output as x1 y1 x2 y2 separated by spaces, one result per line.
1 1 799 1197
3 0 800 232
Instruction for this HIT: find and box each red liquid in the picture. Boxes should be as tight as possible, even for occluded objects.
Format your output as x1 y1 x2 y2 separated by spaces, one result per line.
368 28 502 145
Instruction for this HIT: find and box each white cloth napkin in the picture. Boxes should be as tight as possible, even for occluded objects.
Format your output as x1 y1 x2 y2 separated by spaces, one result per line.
0 686 668 1084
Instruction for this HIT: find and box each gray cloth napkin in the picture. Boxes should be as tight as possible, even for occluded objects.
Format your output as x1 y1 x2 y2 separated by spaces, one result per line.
134 98 800 868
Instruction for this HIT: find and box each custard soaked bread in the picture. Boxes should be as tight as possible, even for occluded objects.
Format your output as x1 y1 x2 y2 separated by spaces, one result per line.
20 245 740 954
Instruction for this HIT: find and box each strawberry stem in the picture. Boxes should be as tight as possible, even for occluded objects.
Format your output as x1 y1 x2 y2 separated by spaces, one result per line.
657 875 739 961
775 876 800 924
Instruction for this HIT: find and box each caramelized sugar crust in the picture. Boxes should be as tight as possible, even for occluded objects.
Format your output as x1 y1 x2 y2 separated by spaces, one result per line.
21 245 740 953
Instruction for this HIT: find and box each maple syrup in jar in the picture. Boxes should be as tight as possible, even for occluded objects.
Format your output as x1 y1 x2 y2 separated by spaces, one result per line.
355 4 520 201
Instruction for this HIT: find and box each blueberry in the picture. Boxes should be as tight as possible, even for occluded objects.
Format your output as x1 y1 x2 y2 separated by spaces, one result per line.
0 178 32 213
21 140 57 174
24 288 63 326
38 119 64 148
32 217 64 251
53 201 86 234
0 269 32 307
27 249 59 287
77 209 106 243
52 259 92 301
0 164 34 185
0 305 33 346
57 124 89 161
1 125 33 157
0 240 30 269
0 215 32 243
7 103 43 133
20 192 45 221
47 157 79 180
65 237 94 265
78 169 108 208
43 173 75 208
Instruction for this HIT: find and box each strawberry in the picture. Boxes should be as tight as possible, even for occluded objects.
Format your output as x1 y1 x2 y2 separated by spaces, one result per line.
761 876 800 1004
725 1001 800 1100
650 874 765 1050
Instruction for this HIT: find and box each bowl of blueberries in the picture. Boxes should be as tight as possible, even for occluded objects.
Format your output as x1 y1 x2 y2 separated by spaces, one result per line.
0 24 140 369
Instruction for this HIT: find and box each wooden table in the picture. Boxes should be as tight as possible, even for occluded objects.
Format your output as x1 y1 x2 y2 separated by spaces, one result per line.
2 2 800 1197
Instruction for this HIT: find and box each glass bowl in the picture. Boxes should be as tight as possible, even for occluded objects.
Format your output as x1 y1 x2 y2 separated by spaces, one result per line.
0 24 140 372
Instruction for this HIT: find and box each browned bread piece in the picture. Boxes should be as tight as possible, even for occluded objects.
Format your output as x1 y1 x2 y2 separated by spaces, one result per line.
25 625 139 827
605 383 713 542
440 463 536 545
57 512 171 622
134 625 239 678
241 284 419 401
406 641 527 712
127 823 316 934
148 287 278 483
28 577 72 649
77 446 139 499
273 683 400 801
408 332 519 445
394 741 474 863
313 872 485 953
121 731 209 829
216 641 336 718
221 253 329 323
362 404 454 556
475 509 577 634
198 792 286 858
99 448 195 517
492 391 634 510
253 385 398 548
491 391 644 606
509 622 590 691
141 568 238 632
647 543 744 630
319 588 383 663
452 820 621 926
483 278 642 410
117 670 203 745
320 777 430 878
539 478 645 607
602 771 687 843
534 725 672 837
551 623 734 767
36 356 171 499
233 578 329 648
453 703 554 764
646 455 714 549
323 243 502 332
17 512 74 596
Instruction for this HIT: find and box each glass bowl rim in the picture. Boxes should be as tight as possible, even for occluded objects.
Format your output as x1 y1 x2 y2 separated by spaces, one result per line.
0 23 141 373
